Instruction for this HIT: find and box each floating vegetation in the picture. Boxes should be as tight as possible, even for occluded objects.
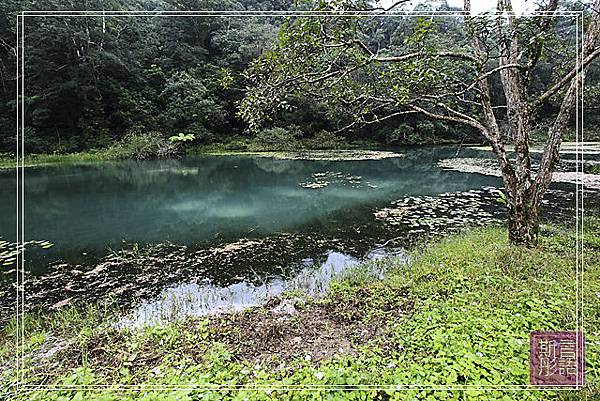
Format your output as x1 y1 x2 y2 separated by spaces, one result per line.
119 249 403 328
0 233 373 320
256 149 403 161
439 157 600 189
374 187 506 236
438 158 501 177
0 239 54 267
560 158 600 174
299 171 376 189
467 142 600 155
374 187 577 237
300 182 329 189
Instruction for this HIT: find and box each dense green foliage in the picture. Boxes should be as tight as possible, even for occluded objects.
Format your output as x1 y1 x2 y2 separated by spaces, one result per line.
3 0 597 157
0 0 289 153
239 0 600 146
2 220 598 400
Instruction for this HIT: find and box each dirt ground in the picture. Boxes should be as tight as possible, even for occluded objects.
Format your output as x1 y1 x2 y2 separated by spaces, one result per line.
207 287 413 366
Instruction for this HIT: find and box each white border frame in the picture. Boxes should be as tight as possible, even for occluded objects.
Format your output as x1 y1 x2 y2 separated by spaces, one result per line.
13 8 586 394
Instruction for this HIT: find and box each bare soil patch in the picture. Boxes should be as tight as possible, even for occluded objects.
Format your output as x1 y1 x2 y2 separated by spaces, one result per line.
208 288 412 365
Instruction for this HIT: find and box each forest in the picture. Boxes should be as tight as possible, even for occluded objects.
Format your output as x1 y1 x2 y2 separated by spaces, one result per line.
1 0 598 156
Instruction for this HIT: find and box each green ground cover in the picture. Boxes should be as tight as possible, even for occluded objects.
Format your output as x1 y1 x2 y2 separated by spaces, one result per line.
1 219 598 400
0 151 110 169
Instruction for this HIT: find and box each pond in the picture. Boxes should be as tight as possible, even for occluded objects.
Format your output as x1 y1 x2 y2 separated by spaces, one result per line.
1 147 500 270
0 146 588 325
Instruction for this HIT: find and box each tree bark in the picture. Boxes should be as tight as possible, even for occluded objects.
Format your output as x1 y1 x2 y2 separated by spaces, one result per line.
505 168 540 245
507 192 540 245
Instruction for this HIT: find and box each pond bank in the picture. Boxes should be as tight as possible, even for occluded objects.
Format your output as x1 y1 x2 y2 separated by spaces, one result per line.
0 151 111 169
0 148 406 170
2 220 599 400
4 141 598 169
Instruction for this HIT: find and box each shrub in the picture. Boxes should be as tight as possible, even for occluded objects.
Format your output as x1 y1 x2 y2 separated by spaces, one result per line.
252 126 301 151
303 130 345 149
415 120 436 137
19 126 56 153
107 131 180 160
386 123 415 145
168 133 196 143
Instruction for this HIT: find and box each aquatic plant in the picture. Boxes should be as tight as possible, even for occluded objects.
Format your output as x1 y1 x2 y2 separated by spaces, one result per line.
0 239 53 267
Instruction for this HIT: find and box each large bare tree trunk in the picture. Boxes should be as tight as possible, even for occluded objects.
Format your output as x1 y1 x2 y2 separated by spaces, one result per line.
506 171 539 245
496 0 540 245
467 0 600 246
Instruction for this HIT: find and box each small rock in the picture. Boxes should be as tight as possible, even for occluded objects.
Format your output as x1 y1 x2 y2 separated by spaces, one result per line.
271 299 297 316
50 298 71 309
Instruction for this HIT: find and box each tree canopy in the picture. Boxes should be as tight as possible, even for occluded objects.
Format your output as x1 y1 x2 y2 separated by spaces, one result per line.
2 0 598 155
0 0 286 152
239 0 600 244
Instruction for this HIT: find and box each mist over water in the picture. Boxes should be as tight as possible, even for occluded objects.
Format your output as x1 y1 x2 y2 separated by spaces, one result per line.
0 147 501 271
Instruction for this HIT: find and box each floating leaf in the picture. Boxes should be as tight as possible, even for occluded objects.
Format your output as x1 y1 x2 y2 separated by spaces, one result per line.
0 239 55 267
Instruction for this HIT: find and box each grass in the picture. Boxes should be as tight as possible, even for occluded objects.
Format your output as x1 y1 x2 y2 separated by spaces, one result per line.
0 151 112 169
0 132 179 168
1 220 599 400
0 137 382 169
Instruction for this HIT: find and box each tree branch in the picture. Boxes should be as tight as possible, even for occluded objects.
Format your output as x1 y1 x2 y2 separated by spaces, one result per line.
532 47 600 108
533 0 600 204
374 51 479 64
333 109 418 134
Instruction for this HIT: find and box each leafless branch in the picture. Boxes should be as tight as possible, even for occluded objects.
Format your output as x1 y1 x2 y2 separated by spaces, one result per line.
334 109 418 134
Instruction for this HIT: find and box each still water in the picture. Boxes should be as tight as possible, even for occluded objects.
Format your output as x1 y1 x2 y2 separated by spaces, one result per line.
9 147 589 324
0 147 501 270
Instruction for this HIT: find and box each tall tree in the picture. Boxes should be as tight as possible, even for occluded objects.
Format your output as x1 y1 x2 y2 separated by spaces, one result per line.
239 0 600 245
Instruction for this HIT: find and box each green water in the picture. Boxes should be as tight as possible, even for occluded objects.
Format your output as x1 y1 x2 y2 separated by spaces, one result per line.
3 147 591 321
0 147 500 271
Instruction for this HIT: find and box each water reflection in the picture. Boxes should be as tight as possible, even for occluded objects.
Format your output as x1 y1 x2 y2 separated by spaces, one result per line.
120 247 406 328
0 147 500 270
